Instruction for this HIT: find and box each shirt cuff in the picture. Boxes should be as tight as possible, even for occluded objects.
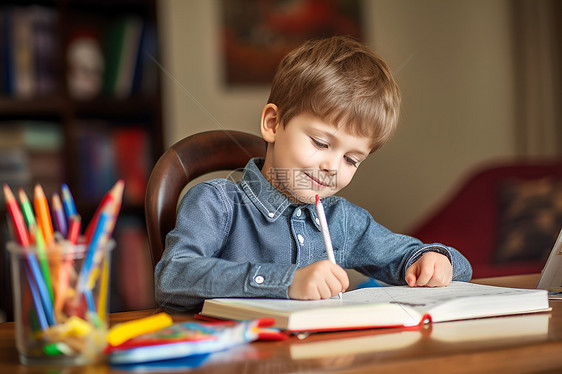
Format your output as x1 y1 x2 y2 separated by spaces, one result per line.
405 244 453 270
244 263 297 298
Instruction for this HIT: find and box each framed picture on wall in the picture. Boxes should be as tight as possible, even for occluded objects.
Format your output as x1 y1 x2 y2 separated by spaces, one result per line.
220 0 364 86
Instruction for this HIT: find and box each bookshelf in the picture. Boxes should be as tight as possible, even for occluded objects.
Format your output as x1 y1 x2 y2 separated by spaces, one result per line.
0 0 161 320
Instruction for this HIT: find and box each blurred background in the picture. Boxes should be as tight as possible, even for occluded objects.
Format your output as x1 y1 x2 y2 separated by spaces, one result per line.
0 0 560 320
159 0 561 233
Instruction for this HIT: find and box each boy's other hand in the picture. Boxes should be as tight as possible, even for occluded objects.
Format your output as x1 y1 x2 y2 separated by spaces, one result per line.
405 252 453 287
289 260 349 300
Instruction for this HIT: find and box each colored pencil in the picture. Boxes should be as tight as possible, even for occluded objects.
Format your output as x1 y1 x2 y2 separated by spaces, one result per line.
84 180 124 244
93 181 124 320
84 289 96 315
24 265 48 331
67 215 81 244
98 255 110 322
3 184 29 246
51 193 68 237
100 180 124 239
33 224 54 304
5 182 124 328
33 184 54 247
18 188 36 244
61 184 77 220
4 184 52 327
77 212 109 294
54 249 72 322
55 215 80 321
27 252 55 326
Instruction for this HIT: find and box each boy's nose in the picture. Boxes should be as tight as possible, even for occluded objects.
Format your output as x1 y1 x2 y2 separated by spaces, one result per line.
319 158 338 176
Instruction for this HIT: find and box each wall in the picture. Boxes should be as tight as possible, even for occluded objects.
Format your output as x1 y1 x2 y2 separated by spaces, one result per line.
157 0 517 233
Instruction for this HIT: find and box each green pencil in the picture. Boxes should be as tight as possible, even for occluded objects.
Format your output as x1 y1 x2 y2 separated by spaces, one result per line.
18 188 54 303
18 189 37 241
34 225 54 304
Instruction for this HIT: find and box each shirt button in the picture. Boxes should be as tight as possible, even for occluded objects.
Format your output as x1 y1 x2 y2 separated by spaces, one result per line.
268 212 274 218
296 209 301 217
315 217 320 225
254 275 265 284
297 234 304 244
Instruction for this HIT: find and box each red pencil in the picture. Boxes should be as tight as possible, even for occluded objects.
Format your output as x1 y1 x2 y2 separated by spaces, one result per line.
84 180 125 243
3 184 29 246
67 215 81 244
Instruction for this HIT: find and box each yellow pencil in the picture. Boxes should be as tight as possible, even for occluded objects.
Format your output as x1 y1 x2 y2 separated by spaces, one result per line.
98 257 110 322
107 313 173 346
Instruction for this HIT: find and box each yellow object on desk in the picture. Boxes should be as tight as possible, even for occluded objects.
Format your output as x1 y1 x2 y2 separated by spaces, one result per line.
107 312 173 346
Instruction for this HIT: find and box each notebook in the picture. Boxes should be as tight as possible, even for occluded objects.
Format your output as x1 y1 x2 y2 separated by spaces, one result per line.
536 227 562 299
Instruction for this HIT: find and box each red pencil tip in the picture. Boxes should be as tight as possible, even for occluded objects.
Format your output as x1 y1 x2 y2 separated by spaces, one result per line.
315 194 319 204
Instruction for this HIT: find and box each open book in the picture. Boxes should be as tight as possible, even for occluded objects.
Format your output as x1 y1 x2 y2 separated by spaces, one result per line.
200 282 550 332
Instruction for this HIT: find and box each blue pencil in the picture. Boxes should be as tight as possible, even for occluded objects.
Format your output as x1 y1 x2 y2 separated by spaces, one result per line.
77 212 109 293
26 253 54 325
61 184 77 222
24 264 48 330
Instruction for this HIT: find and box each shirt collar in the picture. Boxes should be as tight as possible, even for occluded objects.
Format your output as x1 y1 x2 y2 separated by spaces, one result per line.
240 158 295 222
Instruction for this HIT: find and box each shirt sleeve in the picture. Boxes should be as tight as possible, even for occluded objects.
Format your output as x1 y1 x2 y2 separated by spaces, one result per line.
338 203 473 284
154 182 296 311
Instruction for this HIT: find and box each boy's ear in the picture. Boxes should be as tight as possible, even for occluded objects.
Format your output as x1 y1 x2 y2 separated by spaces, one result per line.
260 103 280 143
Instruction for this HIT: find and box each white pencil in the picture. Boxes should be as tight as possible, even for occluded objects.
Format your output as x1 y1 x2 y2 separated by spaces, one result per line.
315 195 343 300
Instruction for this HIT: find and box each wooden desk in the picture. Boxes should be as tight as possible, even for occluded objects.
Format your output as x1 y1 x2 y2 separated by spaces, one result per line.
1 274 561 373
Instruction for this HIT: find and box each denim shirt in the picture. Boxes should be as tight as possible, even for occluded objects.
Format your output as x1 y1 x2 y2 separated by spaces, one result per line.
155 158 472 310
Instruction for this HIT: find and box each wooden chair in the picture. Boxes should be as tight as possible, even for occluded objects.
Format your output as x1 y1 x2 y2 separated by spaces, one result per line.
144 130 266 268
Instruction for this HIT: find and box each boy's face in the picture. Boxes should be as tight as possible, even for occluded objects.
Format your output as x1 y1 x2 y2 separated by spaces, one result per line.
261 108 372 204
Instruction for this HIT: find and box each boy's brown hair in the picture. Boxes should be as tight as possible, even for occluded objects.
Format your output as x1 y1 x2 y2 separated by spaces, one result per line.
267 35 401 151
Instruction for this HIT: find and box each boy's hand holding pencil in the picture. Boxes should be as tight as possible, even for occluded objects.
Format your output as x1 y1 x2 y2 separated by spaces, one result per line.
288 195 349 300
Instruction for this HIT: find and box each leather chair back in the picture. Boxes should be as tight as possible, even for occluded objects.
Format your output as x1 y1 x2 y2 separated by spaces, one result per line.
145 130 266 267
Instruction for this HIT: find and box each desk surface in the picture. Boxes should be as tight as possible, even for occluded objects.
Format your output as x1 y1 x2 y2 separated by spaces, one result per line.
1 274 561 374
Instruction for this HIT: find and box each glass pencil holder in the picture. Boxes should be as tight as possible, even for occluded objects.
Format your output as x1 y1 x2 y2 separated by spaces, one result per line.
8 239 115 365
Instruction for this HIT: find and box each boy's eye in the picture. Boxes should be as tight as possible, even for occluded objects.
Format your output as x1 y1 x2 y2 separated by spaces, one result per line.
344 156 359 168
312 138 329 149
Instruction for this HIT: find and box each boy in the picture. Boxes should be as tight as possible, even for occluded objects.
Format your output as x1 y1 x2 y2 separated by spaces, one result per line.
155 36 472 310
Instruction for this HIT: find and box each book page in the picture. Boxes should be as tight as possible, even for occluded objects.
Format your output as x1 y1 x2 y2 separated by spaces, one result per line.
213 281 543 313
343 281 546 313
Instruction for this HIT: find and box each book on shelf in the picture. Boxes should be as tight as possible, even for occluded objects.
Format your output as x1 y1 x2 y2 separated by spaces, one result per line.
112 127 150 205
31 5 59 96
1 6 156 100
200 281 550 332
1 7 15 94
0 148 30 187
76 124 117 202
76 122 150 205
103 16 144 98
132 24 158 96
11 7 36 98
0 5 58 98
0 121 63 196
